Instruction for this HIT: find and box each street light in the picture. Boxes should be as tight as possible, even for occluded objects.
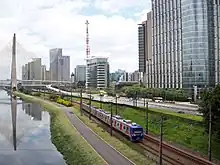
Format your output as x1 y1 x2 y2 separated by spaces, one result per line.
71 72 74 103
115 93 120 115
89 89 92 120
99 91 104 109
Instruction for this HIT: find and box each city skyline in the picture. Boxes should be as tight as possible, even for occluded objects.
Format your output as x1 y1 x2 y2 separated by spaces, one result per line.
0 0 151 79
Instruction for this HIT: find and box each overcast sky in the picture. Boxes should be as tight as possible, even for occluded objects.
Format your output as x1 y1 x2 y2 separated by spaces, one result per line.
0 0 151 79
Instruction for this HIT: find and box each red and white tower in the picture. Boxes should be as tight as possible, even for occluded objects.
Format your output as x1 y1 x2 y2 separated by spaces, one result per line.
85 20 90 58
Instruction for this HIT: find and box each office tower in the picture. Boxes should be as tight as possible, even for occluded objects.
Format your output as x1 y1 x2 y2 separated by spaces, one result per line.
45 70 50 80
41 65 46 80
86 56 110 89
145 0 220 93
22 65 26 80
50 48 62 81
75 65 86 83
32 58 42 80
26 58 42 80
131 71 140 82
58 56 70 81
138 12 152 86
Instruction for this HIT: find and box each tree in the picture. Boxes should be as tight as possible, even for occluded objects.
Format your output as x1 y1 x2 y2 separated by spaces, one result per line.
199 85 220 137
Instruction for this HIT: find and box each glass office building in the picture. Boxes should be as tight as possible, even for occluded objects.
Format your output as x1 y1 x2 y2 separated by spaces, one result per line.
149 0 220 92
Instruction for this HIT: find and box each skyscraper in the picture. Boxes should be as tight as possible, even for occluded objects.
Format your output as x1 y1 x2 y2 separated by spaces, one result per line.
41 65 46 80
75 65 86 83
58 56 70 81
50 48 62 81
138 11 152 87
143 0 220 93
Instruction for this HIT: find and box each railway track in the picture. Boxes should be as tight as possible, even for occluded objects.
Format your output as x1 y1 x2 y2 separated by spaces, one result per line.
142 134 216 165
68 100 217 165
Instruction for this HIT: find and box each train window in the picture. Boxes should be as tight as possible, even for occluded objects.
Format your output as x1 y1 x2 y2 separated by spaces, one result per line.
117 122 119 126
123 126 126 129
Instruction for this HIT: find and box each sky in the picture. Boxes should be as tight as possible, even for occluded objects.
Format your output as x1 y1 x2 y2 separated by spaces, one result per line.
0 0 151 79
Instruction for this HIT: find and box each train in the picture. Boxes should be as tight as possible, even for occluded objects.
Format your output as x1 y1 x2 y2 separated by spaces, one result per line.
81 102 144 142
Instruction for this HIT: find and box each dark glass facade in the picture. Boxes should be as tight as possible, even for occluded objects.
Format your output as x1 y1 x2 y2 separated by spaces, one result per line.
138 23 146 73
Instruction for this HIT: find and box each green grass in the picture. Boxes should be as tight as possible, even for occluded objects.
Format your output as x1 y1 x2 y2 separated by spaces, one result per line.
71 104 156 165
81 98 220 161
42 93 220 160
14 92 106 165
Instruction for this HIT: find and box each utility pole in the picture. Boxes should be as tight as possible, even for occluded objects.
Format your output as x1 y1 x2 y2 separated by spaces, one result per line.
208 104 212 161
89 90 92 120
115 94 118 115
71 72 74 103
136 91 138 106
80 88 83 116
146 101 148 134
159 116 164 165
110 102 113 136
100 93 103 109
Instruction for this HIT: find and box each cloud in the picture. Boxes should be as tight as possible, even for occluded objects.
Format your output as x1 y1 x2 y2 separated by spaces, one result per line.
0 0 151 79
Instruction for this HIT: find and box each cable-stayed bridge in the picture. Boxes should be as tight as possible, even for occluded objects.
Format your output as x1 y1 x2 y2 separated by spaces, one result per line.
0 33 71 89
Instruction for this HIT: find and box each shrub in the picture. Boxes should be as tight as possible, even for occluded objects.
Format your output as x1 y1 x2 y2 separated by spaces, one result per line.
56 98 72 107
49 94 59 101
32 92 41 97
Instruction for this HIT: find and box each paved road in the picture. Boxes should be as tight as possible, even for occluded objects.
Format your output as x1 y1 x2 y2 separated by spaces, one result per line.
46 85 199 114
59 106 134 165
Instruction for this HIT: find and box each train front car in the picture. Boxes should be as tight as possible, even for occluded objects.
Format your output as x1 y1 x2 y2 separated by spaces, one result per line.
129 123 144 142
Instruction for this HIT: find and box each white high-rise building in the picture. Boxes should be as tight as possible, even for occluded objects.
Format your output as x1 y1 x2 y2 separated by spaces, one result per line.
86 56 109 89
22 58 42 81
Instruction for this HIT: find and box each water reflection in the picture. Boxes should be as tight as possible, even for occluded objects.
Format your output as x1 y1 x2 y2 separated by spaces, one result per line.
0 91 66 165
11 97 17 151
22 102 42 121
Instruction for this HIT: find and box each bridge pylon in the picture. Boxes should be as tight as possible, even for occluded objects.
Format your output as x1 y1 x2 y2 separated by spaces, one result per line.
11 33 17 91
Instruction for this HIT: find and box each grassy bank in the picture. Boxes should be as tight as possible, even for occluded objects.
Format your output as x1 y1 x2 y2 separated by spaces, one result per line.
80 98 220 160
14 92 105 165
71 103 156 165
36 92 220 160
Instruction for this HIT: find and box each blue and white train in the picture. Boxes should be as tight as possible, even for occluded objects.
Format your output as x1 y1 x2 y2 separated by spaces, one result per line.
82 103 144 142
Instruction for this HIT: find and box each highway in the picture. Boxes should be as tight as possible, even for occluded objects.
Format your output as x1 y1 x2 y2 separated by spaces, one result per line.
46 85 200 115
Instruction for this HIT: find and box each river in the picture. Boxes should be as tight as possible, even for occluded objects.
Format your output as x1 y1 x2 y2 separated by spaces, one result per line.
0 90 67 165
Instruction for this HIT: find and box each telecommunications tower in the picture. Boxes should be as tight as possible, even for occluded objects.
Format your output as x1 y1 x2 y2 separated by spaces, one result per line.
85 20 90 58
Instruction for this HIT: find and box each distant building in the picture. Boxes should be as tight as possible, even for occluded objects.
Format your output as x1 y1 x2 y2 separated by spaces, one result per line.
45 70 50 80
86 56 109 89
130 70 140 82
138 11 152 86
110 69 126 82
75 65 86 83
50 48 62 81
41 65 46 80
22 58 42 81
58 55 70 81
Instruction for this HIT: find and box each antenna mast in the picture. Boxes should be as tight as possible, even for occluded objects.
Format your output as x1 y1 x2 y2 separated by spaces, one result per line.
85 20 90 58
